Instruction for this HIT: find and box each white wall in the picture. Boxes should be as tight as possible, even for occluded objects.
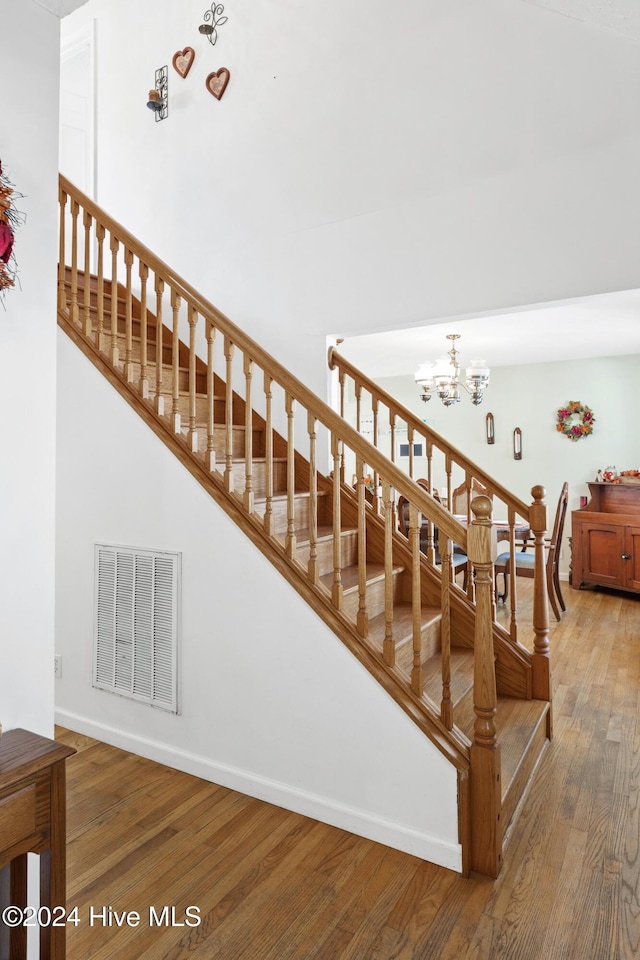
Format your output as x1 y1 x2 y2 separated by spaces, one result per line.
372 353 640 575
55 333 461 870
0 0 61 738
62 0 640 399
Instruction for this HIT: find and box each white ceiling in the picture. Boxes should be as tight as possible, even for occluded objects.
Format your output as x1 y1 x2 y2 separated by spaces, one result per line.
338 288 640 379
335 0 640 381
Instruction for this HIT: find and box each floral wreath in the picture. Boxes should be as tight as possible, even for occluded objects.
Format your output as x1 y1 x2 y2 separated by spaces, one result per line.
0 159 25 298
556 401 595 442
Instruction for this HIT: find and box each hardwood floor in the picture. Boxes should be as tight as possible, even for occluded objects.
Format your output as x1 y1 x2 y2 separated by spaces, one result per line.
59 583 640 959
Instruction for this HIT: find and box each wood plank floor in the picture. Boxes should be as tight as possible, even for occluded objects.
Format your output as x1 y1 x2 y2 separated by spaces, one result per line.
59 583 640 959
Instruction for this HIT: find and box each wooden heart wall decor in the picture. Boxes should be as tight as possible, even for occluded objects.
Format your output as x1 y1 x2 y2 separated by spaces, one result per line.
172 47 195 79
205 68 230 100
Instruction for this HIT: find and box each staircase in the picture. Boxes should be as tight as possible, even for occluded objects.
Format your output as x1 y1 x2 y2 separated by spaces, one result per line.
57 174 552 878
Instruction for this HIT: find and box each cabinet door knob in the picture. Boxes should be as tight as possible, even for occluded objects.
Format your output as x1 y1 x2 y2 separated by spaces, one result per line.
622 554 631 560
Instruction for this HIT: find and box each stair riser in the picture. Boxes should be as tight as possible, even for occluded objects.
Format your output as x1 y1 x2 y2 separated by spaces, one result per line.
341 570 404 621
501 708 550 841
393 624 443 673
256 495 328 536
185 426 266 460
295 530 359 578
231 460 288 498
111 354 208 395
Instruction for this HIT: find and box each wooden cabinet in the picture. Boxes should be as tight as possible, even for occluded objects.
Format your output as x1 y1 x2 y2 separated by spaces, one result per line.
0 729 75 960
572 482 640 594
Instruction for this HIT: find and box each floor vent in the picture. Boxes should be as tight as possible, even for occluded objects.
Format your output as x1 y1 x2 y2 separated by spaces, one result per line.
93 543 180 713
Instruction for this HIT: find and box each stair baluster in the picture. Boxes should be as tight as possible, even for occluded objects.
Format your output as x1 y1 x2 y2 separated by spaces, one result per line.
445 454 453 512
407 423 415 480
206 321 217 471
263 373 273 534
138 262 149 399
389 410 396 466
285 393 297 559
307 413 319 584
409 502 423 696
337 367 346 483
109 234 119 366
187 305 199 452
440 535 453 729
170 289 181 433
123 247 134 382
95 224 105 353
224 337 234 492
382 480 395 666
82 210 92 337
356 456 368 637
69 198 80 326
154 275 165 415
530 486 551 706
371 398 381 516
243 355 254 513
331 434 343 610
505 505 519 642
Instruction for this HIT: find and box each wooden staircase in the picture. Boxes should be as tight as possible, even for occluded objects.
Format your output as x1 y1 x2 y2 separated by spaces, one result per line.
57 174 552 878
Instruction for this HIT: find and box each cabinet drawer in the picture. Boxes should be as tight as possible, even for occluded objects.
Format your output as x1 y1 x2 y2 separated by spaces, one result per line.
0 784 36 853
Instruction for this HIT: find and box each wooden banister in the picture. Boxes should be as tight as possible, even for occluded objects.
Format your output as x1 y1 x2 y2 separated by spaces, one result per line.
58 178 467 550
327 345 555 653
58 174 552 878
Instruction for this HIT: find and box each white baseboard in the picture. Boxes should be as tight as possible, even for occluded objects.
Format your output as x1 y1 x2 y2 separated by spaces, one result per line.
56 708 462 873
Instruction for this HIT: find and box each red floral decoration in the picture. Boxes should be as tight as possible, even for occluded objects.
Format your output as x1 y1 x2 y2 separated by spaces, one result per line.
0 159 25 297
556 401 595 442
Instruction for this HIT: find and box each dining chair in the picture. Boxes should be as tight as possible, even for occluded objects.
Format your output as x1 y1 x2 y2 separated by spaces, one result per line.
494 482 569 620
397 486 468 588
451 477 493 517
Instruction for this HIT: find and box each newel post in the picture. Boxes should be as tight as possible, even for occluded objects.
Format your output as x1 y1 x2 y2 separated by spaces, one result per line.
530 485 552 704
468 495 502 878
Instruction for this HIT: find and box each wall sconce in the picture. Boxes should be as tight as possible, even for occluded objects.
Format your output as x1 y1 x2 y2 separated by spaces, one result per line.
486 412 495 445
147 66 168 121
198 3 228 46
513 427 522 460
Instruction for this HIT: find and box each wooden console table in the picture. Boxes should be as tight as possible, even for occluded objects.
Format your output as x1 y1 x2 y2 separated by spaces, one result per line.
0 729 75 960
572 482 640 594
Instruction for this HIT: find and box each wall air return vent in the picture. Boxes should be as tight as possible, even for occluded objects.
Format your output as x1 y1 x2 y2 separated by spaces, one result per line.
93 543 180 713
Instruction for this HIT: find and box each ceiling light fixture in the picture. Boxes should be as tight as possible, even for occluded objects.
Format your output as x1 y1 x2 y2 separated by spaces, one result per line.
414 333 490 407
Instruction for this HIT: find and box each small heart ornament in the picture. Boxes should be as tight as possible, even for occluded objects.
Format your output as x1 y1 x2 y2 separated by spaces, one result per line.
172 47 195 79
206 68 230 100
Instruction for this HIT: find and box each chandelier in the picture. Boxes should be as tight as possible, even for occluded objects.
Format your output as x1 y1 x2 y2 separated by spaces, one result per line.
414 333 490 407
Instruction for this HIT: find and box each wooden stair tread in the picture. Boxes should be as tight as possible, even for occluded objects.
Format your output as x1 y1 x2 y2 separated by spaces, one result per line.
292 525 357 545
319 563 403 594
422 648 475 706
255 490 326 504
455 693 549 801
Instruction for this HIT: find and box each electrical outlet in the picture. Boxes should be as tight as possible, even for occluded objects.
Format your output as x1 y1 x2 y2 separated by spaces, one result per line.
54 655 62 679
